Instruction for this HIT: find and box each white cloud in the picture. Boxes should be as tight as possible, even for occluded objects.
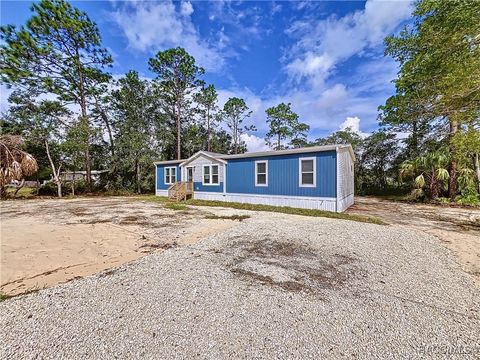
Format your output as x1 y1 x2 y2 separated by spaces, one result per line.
241 133 269 153
271 2 282 15
339 116 370 138
285 0 413 86
110 1 225 72
315 84 348 110
285 53 335 88
180 1 194 17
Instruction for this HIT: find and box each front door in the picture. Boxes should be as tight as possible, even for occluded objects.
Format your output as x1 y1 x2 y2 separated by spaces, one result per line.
186 167 194 182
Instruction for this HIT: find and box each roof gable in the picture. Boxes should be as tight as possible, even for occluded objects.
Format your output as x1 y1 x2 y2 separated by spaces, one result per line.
179 151 227 167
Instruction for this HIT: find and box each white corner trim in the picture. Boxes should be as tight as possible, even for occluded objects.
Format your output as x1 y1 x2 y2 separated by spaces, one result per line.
335 146 339 212
223 163 227 194
254 160 268 187
298 157 316 188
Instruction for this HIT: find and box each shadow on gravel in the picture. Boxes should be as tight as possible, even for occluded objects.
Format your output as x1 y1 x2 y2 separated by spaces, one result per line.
225 238 365 296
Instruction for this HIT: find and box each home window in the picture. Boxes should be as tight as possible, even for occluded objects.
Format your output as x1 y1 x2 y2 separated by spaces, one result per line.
164 167 176 184
299 158 316 187
203 164 219 185
255 161 268 186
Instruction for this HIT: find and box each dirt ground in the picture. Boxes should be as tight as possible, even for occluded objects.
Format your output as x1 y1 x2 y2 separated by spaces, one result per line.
1 196 479 296
0 198 240 295
348 196 480 282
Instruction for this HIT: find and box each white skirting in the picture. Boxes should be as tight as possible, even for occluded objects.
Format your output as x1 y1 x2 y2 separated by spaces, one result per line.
155 189 353 212
193 192 338 212
337 193 354 212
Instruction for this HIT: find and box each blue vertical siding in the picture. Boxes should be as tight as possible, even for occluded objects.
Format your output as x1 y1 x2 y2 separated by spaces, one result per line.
226 151 336 197
156 163 181 190
193 182 224 192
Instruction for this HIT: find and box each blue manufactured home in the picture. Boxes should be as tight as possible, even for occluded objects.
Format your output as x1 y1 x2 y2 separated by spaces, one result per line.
154 145 355 212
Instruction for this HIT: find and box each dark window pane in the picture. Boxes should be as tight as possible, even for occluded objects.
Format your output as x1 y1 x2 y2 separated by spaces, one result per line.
204 175 210 183
257 174 266 184
302 173 314 185
165 168 170 176
212 165 219 175
257 162 266 173
302 160 313 172
204 166 210 175
212 174 219 184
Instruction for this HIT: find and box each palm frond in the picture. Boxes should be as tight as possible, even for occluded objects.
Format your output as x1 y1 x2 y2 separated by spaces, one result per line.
414 174 425 188
457 168 475 190
0 135 38 187
436 168 450 181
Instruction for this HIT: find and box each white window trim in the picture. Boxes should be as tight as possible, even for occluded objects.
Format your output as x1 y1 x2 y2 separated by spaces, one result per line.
202 164 220 186
255 160 268 187
164 166 177 185
299 157 316 187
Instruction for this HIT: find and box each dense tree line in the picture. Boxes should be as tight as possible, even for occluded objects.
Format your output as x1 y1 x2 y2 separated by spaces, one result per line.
0 0 478 205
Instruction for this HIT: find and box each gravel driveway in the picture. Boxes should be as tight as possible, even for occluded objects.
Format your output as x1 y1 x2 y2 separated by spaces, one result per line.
1 210 479 359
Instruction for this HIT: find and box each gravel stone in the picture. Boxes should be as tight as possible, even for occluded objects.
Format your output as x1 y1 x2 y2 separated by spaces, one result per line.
1 212 479 359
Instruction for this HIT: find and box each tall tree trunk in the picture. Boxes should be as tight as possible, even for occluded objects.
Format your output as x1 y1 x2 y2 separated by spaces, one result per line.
448 118 459 200
207 107 211 152
234 120 238 154
277 133 281 150
474 152 480 194
13 179 25 196
71 169 75 196
94 97 115 157
411 120 418 158
101 110 115 157
430 174 439 199
136 159 141 194
177 103 181 160
84 142 91 191
45 140 62 198
75 48 92 190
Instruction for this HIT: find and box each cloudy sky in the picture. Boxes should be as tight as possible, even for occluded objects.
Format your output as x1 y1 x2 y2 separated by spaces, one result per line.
1 0 413 151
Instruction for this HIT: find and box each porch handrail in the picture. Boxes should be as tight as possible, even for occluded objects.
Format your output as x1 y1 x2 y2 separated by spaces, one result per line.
168 181 194 201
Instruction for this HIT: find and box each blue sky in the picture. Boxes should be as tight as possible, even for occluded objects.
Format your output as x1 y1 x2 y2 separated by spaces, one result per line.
1 0 413 151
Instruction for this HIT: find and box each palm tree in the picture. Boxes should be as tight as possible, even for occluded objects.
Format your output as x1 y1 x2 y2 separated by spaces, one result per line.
400 151 450 199
0 135 38 197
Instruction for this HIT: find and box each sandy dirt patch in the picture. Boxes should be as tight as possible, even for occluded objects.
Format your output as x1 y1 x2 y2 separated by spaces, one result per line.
1 198 239 295
348 197 480 283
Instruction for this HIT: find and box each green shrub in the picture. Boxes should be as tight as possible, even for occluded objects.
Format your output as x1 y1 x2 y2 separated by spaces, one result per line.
38 181 60 196
71 179 87 194
405 188 425 202
434 197 451 204
456 193 480 207
38 179 89 197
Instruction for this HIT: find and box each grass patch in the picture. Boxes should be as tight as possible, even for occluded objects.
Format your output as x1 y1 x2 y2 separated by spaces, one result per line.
138 195 384 225
3 186 37 199
164 202 190 211
205 214 251 221
139 195 169 203
0 292 12 302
